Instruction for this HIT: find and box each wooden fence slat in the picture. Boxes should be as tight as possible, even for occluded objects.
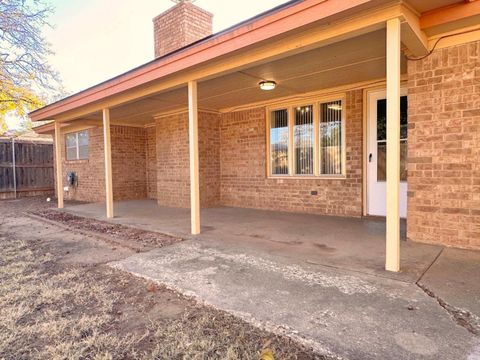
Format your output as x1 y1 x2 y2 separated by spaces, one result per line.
0 140 54 193
0 164 53 168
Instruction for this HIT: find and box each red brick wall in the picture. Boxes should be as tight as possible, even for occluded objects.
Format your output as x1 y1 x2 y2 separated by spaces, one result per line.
111 126 147 200
153 1 213 58
60 127 105 202
219 90 364 216
407 40 480 249
146 126 157 199
155 111 220 208
58 125 149 202
156 113 190 207
199 112 221 207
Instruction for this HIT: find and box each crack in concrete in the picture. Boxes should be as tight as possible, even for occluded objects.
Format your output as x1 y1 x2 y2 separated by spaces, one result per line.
414 247 480 336
416 282 480 336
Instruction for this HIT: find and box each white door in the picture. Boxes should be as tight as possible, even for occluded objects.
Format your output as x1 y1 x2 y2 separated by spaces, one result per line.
367 89 408 218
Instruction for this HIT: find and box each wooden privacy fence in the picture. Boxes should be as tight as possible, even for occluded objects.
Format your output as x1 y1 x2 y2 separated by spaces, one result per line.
0 138 54 198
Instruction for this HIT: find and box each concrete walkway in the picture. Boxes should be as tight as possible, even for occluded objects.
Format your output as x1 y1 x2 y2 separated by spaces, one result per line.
112 239 480 360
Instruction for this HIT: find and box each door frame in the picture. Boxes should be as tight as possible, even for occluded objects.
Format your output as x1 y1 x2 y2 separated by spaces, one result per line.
363 86 408 218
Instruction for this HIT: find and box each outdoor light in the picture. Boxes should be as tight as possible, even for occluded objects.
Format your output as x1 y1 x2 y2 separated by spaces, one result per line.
259 80 276 91
327 103 342 111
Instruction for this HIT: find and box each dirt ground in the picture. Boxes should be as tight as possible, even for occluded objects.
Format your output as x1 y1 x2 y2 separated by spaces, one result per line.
33 209 182 252
0 197 328 360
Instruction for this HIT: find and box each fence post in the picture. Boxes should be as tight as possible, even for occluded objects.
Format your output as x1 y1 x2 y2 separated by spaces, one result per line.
12 137 16 199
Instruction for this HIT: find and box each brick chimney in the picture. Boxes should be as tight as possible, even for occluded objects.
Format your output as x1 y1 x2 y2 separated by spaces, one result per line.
153 0 213 58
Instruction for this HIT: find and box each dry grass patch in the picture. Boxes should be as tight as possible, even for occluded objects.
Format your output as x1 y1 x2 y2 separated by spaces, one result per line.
0 238 140 360
0 204 328 360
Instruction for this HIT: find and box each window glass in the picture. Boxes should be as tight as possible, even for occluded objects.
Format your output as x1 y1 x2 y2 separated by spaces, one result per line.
78 145 89 160
320 100 343 175
268 98 345 177
66 133 77 148
78 130 89 146
270 109 289 175
376 97 408 141
65 130 89 161
66 147 77 161
294 105 314 175
376 96 408 181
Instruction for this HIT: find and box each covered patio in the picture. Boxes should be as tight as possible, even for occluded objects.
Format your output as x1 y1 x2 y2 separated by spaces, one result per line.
62 200 442 282
31 0 435 272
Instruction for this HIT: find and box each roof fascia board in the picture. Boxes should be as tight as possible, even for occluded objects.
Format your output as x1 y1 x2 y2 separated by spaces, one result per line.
38 3 411 123
30 0 377 121
30 0 338 120
34 120 100 135
420 0 480 30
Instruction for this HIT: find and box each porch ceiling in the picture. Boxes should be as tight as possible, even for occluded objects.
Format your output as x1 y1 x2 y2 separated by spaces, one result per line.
80 29 405 127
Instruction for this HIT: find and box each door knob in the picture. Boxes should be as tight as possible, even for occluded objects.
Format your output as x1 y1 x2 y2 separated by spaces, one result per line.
369 153 373 163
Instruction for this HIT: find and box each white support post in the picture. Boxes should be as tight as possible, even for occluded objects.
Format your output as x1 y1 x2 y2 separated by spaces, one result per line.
188 80 200 235
386 18 401 272
103 108 114 219
54 121 64 209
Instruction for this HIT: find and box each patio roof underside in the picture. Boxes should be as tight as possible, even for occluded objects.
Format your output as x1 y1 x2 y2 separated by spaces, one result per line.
62 28 406 128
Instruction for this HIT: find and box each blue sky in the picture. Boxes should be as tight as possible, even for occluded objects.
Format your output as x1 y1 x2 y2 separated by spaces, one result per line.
45 0 290 95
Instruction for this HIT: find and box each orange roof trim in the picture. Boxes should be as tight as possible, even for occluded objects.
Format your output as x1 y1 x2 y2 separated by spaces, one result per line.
420 0 480 29
30 0 371 122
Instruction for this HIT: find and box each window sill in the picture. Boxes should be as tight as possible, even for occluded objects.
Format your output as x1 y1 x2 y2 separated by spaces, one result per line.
65 159 89 164
267 175 346 180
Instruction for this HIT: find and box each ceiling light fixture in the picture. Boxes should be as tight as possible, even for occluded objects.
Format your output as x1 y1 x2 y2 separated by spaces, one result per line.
259 80 276 91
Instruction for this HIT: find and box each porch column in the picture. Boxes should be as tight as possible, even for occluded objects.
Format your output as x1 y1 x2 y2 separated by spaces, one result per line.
54 121 64 209
188 80 200 235
103 108 114 218
385 18 401 272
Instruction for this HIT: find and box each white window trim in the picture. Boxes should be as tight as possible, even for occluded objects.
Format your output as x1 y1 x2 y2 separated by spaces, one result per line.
266 95 347 179
65 130 89 161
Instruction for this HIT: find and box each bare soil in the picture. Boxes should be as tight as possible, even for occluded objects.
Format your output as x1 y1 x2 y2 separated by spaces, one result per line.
0 197 329 360
33 209 182 252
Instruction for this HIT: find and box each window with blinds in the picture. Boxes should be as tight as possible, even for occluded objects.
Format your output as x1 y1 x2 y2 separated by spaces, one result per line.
294 105 314 175
320 100 343 175
270 109 289 175
268 97 345 177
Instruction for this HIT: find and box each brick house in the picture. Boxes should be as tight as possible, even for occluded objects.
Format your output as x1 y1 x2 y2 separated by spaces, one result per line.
32 0 480 272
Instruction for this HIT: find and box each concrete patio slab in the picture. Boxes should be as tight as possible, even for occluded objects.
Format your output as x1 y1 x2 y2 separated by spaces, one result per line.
59 200 480 358
418 247 480 320
63 200 442 282
111 239 480 360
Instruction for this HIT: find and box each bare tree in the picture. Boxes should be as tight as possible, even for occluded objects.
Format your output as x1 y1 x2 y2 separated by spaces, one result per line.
0 0 60 117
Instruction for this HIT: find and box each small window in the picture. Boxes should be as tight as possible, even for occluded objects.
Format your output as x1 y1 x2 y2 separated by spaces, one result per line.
66 130 89 161
270 109 289 175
